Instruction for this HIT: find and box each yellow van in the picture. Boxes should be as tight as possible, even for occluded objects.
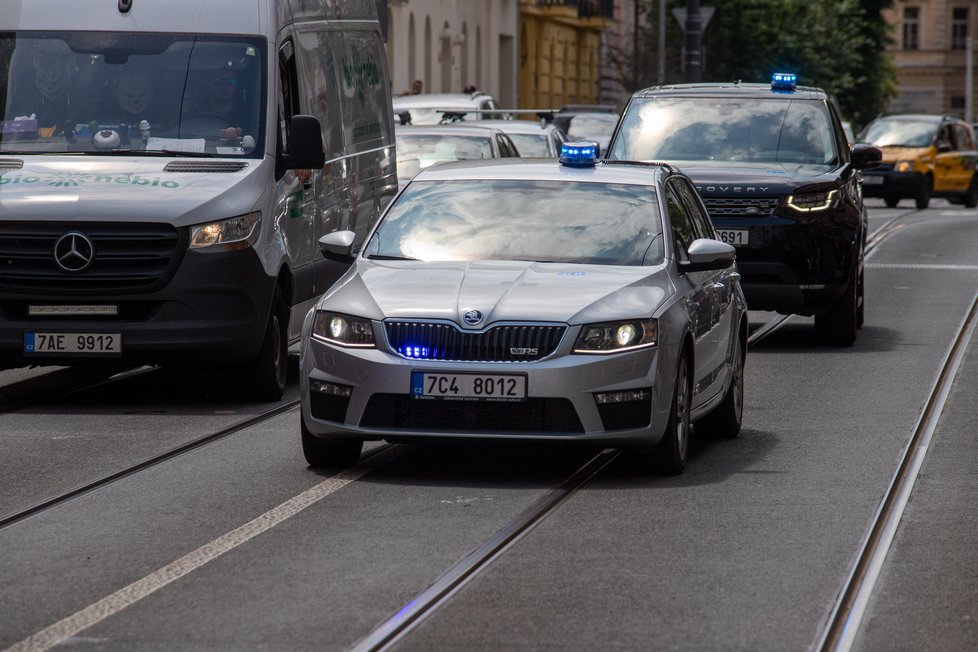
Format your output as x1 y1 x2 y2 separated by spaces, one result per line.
858 114 978 209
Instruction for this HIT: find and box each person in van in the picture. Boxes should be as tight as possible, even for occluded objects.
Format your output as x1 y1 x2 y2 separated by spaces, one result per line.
105 68 155 125
4 39 90 136
180 60 251 144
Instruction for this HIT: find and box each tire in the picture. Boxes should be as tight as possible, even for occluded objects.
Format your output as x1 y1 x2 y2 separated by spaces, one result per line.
645 351 692 475
964 175 978 208
884 196 900 208
301 414 362 468
856 264 865 329
814 270 858 346
243 288 288 401
915 175 932 210
697 329 744 439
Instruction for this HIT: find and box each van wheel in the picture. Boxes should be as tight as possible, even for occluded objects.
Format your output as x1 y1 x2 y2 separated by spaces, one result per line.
301 414 362 468
697 330 744 439
244 288 288 401
815 270 857 346
964 175 978 208
884 196 899 208
915 175 932 210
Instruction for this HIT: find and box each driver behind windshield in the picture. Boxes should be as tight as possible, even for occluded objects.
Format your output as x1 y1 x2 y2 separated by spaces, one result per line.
179 58 251 146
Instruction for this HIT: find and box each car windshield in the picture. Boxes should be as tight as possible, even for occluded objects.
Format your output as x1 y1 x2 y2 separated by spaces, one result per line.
610 97 839 165
859 119 936 148
0 31 265 157
507 133 551 157
364 179 664 265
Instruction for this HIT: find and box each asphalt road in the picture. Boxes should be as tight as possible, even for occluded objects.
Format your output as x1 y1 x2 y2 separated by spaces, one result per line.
0 199 976 651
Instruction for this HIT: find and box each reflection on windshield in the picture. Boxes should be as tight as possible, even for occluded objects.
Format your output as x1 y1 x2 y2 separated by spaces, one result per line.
0 32 265 157
611 97 838 165
860 120 936 148
395 133 494 180
365 180 664 265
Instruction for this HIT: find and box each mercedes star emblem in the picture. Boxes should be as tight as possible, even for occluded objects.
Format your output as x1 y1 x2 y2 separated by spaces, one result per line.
54 232 95 273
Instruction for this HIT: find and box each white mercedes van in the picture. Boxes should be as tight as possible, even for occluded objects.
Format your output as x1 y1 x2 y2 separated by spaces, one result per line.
0 0 397 399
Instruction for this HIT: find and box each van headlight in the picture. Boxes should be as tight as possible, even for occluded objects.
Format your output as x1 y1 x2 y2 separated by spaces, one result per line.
574 319 657 354
189 212 261 252
786 189 838 213
312 311 375 348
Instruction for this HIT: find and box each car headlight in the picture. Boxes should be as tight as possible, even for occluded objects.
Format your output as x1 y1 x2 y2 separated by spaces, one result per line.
574 319 657 354
312 311 375 348
786 189 838 213
189 212 261 252
894 160 913 173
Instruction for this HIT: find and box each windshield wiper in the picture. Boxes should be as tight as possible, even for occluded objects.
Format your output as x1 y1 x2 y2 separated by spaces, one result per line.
367 254 418 261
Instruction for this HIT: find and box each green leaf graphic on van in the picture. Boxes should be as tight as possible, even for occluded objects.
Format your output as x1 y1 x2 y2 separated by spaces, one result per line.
47 173 90 187
0 173 179 189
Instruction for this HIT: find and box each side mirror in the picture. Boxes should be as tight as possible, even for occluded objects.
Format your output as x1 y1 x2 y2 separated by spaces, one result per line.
319 230 356 261
680 238 736 273
851 143 882 170
281 115 326 171
937 140 953 153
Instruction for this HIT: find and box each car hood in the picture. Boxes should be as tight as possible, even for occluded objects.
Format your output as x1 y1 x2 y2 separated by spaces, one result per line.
874 145 931 163
669 161 842 195
322 259 672 327
0 156 267 226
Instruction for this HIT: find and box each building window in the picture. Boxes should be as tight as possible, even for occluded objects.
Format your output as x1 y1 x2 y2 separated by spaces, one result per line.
951 95 966 111
952 7 969 50
903 7 920 50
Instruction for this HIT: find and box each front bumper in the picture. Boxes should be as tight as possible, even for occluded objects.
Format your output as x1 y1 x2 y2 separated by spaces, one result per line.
299 325 677 447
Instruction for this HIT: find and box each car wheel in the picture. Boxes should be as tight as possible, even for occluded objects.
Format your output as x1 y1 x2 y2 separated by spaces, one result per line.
647 351 691 475
814 269 858 346
696 328 744 439
964 175 978 208
243 288 288 401
301 414 363 468
915 175 932 210
884 196 900 208
856 264 865 329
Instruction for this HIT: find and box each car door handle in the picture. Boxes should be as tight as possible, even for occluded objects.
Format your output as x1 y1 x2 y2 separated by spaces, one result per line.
713 282 725 289
728 272 741 282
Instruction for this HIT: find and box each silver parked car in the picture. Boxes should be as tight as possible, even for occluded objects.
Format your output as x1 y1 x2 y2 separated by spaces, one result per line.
299 145 748 474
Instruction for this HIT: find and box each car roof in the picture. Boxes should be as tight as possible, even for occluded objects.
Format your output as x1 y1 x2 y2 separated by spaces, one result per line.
394 124 506 137
630 82 828 101
392 93 493 109
410 158 672 186
473 119 558 134
874 114 949 124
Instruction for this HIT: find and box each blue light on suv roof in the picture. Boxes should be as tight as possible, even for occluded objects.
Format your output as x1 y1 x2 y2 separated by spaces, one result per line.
771 72 797 92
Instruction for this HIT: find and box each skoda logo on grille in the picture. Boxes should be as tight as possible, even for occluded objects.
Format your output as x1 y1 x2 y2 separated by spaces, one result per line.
463 309 483 326
54 232 95 273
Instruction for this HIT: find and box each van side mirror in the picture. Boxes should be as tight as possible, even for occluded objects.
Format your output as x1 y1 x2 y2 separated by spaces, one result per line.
850 143 882 170
281 115 326 170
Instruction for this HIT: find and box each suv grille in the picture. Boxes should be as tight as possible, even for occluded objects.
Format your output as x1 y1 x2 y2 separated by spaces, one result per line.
701 196 780 218
360 395 584 433
385 321 565 362
0 222 184 293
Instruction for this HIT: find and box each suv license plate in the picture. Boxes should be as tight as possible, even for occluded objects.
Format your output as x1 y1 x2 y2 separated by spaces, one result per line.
411 371 526 401
716 229 749 247
25 332 122 354
861 175 883 185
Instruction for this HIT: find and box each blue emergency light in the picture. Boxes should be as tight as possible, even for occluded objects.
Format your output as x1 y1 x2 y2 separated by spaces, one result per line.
771 72 797 92
560 141 599 167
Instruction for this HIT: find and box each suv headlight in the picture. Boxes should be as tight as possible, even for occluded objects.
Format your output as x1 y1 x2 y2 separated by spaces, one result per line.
312 311 375 348
574 319 657 354
786 189 838 213
894 160 913 173
189 212 261 252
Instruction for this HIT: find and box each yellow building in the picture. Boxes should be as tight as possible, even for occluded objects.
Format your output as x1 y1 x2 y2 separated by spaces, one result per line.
519 0 613 110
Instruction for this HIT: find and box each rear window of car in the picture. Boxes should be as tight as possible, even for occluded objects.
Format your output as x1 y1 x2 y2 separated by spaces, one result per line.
610 96 839 166
365 179 664 266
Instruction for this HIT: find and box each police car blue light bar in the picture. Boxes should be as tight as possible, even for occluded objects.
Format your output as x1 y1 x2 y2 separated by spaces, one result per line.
560 141 599 167
771 72 797 92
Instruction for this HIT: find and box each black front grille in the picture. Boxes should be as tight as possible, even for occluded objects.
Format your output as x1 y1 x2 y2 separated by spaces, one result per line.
701 196 780 218
385 321 565 362
360 394 584 433
0 222 184 294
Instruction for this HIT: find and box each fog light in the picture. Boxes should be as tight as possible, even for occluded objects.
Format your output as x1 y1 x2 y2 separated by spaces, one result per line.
28 304 119 316
310 380 352 397
594 388 652 404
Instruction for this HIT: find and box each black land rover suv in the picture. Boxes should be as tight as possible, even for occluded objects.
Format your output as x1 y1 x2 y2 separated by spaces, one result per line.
606 76 881 345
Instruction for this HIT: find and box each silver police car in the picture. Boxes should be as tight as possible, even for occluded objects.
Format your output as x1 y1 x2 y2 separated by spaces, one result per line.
299 144 748 474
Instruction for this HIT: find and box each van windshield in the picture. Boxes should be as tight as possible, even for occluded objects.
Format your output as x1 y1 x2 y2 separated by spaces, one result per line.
610 97 839 166
0 32 266 157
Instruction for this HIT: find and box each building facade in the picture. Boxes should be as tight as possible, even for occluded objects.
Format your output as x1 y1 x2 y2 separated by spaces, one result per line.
886 0 978 117
384 0 520 108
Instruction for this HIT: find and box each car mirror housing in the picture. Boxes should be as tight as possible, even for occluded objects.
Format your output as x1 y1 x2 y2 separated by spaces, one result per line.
319 230 356 261
681 238 736 273
851 143 882 170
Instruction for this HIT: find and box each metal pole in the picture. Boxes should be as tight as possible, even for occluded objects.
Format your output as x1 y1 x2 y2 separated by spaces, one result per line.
966 36 973 122
658 0 665 84
684 0 702 82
